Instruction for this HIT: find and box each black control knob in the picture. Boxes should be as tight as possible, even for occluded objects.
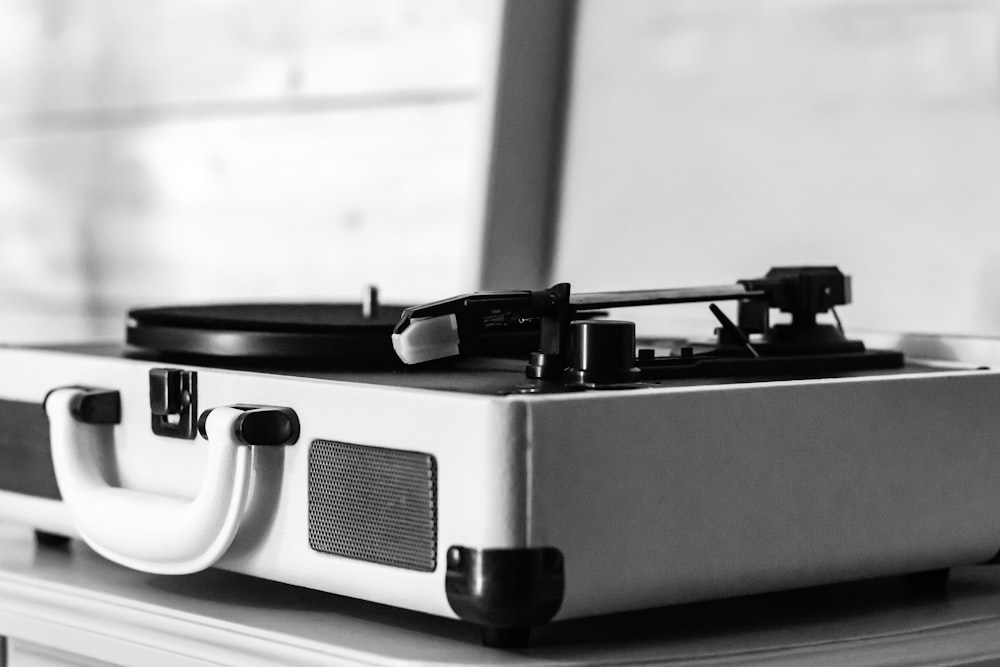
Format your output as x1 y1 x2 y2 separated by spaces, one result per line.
565 320 641 386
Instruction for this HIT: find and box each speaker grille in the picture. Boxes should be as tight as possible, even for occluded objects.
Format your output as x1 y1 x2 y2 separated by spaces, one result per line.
308 439 437 572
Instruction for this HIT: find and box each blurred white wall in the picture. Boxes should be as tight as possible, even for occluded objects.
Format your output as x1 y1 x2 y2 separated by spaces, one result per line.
0 0 499 342
556 0 1000 339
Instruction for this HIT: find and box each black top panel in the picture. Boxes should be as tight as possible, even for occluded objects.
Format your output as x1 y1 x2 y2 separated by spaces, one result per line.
22 343 949 397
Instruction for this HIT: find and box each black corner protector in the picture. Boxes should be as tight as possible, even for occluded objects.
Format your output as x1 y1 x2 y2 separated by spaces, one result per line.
34 530 72 549
445 546 564 631
982 549 1000 565
69 389 121 425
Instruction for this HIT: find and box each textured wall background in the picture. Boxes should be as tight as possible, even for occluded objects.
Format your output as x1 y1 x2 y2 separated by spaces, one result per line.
0 0 498 342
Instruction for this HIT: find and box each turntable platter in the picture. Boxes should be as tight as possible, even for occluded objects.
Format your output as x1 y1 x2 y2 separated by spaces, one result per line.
126 303 408 364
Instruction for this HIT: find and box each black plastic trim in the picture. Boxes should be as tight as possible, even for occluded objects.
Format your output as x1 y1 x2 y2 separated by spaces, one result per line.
149 368 197 439
198 405 299 447
69 390 121 425
34 530 71 548
445 545 564 646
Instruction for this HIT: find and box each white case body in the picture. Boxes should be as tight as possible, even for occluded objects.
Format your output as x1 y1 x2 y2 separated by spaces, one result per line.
2 341 1000 624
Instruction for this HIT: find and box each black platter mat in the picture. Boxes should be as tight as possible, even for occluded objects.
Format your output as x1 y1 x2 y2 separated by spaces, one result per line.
126 303 409 365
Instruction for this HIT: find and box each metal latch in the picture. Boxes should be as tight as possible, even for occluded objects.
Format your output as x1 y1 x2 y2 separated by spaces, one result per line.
149 368 197 439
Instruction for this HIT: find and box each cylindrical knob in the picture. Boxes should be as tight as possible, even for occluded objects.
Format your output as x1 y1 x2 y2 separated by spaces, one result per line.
566 320 641 386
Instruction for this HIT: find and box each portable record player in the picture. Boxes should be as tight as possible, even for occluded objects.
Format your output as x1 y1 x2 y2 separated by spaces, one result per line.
2 265 1000 647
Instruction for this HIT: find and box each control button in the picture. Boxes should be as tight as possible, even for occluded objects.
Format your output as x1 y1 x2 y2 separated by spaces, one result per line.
565 320 641 386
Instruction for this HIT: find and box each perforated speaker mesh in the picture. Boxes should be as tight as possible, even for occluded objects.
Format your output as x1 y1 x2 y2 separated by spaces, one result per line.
308 439 437 572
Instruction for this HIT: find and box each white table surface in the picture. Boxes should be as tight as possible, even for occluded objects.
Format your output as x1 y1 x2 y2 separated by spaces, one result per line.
3 522 1000 666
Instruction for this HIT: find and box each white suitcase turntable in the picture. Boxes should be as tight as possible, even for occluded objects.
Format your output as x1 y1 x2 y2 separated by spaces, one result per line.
2 265 1000 647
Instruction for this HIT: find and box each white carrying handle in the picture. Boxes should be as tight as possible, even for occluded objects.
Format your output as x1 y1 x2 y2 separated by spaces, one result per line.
46 388 253 575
